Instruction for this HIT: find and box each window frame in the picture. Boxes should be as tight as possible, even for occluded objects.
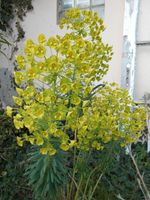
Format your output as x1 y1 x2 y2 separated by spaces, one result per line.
57 0 105 24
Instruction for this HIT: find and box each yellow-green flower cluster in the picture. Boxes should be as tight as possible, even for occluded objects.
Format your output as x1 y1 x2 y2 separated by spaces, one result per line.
6 9 146 155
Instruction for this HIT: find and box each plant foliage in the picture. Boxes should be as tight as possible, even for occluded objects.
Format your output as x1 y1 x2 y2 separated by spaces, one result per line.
4 8 149 200
0 0 33 40
67 142 150 200
99 142 150 200
0 110 32 200
25 144 67 200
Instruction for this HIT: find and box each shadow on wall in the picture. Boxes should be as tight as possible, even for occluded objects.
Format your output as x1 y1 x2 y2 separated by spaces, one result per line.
0 67 16 108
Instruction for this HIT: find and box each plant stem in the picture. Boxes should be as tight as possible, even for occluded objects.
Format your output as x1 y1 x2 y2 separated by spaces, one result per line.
116 194 126 200
88 173 103 200
128 146 150 200
68 145 77 199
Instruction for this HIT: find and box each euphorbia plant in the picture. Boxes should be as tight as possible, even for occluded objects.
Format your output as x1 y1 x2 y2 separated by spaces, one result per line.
6 8 146 156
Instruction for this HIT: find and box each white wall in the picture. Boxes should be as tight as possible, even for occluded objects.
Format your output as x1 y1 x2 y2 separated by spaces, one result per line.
22 0 62 39
135 0 150 100
103 0 125 85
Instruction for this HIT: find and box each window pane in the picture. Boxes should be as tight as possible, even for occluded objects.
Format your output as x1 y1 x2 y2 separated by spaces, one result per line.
92 5 104 19
92 0 105 6
77 0 90 8
63 0 73 9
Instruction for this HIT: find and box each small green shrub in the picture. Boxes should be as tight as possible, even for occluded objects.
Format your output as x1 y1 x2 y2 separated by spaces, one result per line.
100 142 150 200
0 110 32 200
68 142 150 200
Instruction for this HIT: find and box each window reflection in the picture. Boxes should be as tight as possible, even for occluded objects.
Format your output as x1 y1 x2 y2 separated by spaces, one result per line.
63 0 73 9
77 0 90 8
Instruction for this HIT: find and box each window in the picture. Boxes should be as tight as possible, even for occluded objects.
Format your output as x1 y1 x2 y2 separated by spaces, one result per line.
57 0 105 23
